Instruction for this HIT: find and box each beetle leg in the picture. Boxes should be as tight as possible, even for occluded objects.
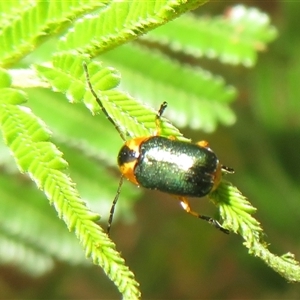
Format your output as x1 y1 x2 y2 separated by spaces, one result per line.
196 140 209 147
178 196 229 234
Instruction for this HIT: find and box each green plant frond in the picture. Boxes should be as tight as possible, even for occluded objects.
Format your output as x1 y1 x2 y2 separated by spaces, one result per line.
58 0 207 56
83 63 188 141
26 88 121 166
210 180 300 282
142 5 277 67
0 99 141 298
0 172 87 268
59 143 141 225
35 53 90 102
36 53 187 141
0 229 54 276
84 87 187 141
0 1 107 67
101 43 237 132
0 0 33 30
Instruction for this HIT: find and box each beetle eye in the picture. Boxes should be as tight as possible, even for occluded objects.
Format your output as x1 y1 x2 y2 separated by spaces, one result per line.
118 145 138 166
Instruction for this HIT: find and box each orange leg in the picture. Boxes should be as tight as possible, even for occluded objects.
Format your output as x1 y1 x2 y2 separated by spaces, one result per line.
178 196 229 234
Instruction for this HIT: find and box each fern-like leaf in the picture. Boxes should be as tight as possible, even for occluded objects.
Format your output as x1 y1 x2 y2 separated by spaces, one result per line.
37 56 300 282
210 180 300 282
0 171 88 274
143 5 277 67
1 0 292 295
101 43 237 132
0 1 107 66
58 0 207 56
26 88 121 165
0 87 141 298
35 53 188 141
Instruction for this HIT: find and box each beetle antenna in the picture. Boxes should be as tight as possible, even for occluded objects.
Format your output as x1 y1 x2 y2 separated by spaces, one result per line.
157 101 168 118
155 101 168 135
107 175 124 236
221 165 235 174
83 62 126 141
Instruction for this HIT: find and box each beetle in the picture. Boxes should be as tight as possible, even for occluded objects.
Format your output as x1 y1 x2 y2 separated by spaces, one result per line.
83 63 234 235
